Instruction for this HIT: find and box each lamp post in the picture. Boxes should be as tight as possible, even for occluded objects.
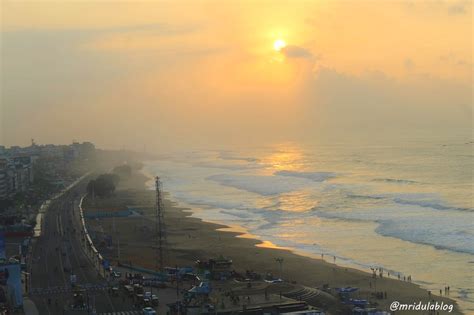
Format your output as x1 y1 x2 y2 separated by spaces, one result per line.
275 258 284 280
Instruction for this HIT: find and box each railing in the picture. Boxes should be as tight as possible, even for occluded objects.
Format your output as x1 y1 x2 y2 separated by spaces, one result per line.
77 196 107 278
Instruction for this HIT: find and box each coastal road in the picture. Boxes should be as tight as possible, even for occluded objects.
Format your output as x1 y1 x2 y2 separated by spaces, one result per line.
29 183 136 314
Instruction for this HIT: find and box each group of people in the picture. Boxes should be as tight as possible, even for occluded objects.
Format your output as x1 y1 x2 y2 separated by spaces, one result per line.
442 286 451 296
370 267 415 284
397 274 412 282
428 285 450 297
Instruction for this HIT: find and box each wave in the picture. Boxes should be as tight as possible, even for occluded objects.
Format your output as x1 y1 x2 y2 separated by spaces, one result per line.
346 193 473 213
393 198 473 212
373 178 419 184
218 151 260 162
192 160 264 170
347 194 385 200
376 219 474 255
275 170 337 182
206 173 313 195
314 205 474 255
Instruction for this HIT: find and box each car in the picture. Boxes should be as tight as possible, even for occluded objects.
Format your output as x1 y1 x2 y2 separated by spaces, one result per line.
151 295 159 306
134 284 144 294
144 291 152 299
124 285 134 296
142 307 156 315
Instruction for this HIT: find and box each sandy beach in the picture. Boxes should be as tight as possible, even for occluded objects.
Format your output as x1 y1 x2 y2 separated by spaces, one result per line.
83 170 463 314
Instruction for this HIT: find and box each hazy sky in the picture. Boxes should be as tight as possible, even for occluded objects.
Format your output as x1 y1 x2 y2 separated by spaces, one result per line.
1 0 472 150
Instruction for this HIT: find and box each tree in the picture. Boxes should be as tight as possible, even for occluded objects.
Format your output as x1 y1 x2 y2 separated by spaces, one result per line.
86 173 120 198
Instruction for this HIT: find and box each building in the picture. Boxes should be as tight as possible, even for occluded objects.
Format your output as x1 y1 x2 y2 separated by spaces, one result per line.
0 141 95 201
0 172 8 199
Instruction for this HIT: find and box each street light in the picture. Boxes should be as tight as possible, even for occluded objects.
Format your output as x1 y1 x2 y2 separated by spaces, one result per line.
275 258 284 280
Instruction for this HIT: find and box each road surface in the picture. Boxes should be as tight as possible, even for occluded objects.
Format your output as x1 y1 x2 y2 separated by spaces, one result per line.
29 181 137 314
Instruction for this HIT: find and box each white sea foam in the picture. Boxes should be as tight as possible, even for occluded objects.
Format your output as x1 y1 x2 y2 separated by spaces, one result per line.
313 194 474 254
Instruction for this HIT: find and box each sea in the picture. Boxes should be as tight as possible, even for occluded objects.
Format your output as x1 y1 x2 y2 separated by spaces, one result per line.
143 140 474 312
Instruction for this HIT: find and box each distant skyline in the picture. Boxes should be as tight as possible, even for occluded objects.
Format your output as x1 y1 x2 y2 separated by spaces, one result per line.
1 0 472 150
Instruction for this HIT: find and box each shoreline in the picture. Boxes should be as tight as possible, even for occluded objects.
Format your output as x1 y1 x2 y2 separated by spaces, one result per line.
85 168 463 314
174 207 463 314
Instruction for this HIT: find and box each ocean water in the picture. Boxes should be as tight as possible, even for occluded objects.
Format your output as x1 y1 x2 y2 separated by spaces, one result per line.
144 141 474 312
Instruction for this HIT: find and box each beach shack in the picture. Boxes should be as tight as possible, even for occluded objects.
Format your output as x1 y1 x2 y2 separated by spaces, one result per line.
195 256 233 280
210 256 233 280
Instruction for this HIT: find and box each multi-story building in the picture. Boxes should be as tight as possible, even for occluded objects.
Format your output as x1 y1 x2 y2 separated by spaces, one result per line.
0 158 11 199
0 172 8 199
0 141 95 200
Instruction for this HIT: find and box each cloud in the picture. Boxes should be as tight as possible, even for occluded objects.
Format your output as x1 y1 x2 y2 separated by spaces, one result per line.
281 45 315 59
402 0 470 16
447 1 469 15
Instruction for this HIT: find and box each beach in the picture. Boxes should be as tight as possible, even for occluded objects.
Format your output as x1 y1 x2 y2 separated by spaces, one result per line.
84 169 463 314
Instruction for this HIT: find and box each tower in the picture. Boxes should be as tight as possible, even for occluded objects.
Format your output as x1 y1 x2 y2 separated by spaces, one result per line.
155 176 165 271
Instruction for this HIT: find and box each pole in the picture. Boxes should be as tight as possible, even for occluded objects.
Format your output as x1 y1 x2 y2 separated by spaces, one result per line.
117 233 120 261
86 291 90 315
176 264 180 315
155 177 165 271
275 258 284 280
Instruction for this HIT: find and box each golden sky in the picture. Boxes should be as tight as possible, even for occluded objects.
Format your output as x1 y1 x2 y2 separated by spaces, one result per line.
1 0 472 149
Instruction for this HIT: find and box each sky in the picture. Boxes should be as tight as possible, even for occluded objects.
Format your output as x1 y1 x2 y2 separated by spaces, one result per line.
1 0 472 150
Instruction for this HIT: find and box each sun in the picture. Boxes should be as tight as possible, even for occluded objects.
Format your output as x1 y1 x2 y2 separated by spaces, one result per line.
273 39 286 51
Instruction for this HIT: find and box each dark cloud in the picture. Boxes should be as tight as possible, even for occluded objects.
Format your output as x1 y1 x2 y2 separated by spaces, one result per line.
281 45 315 59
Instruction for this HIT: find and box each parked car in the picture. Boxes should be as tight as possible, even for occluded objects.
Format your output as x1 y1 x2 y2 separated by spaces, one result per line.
142 307 156 315
143 298 151 307
124 285 134 296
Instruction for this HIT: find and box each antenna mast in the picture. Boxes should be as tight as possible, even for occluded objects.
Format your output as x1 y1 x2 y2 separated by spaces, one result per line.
155 176 165 271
